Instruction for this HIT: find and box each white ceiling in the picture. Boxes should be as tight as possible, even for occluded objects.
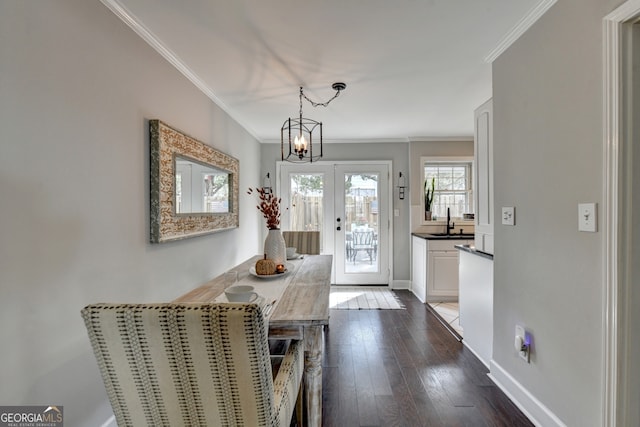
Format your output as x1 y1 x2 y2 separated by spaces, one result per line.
103 0 552 142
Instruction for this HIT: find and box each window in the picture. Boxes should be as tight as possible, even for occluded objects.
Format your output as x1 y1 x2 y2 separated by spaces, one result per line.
422 158 473 221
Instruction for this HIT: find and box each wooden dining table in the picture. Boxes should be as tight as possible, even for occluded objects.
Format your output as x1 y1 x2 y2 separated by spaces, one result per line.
172 254 333 427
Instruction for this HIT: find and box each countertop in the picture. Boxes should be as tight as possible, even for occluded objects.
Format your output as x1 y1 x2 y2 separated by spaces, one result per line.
412 232 475 241
455 244 494 260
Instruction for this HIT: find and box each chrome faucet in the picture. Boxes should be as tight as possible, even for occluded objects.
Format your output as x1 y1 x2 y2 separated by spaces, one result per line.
446 207 455 235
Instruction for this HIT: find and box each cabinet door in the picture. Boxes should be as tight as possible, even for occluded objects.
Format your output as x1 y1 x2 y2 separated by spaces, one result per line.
459 251 493 367
427 251 459 299
411 236 427 303
474 99 493 253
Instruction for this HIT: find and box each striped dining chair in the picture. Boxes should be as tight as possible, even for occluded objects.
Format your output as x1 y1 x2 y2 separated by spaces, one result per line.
282 231 320 255
81 303 303 427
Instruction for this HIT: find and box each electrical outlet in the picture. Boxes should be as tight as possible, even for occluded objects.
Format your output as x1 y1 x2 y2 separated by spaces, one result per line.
502 207 515 226
515 325 530 363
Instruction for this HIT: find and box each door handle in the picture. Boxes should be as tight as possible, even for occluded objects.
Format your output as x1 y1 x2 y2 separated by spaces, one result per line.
336 226 341 231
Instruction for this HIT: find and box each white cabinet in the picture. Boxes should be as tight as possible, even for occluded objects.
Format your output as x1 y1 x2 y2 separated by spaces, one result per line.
474 98 494 254
426 240 470 302
411 236 472 303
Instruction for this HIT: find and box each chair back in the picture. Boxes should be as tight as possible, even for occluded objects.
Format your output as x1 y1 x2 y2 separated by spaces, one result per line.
282 231 320 254
81 303 301 427
352 230 374 246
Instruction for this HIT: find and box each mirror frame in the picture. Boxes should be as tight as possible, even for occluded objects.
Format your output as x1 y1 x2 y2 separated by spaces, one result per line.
150 120 239 243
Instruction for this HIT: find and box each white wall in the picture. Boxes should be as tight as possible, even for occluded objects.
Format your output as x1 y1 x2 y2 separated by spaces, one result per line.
0 1 262 425
491 0 624 425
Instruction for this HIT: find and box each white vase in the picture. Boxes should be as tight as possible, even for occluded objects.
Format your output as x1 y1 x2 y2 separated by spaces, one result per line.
264 229 286 265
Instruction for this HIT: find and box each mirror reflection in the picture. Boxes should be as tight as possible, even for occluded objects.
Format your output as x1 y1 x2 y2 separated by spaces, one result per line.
175 156 230 214
150 119 239 243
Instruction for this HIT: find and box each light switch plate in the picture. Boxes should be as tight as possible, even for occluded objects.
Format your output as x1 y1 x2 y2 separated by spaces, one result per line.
578 203 597 232
502 207 515 226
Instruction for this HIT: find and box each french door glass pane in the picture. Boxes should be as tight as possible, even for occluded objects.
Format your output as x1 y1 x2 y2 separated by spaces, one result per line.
344 173 379 273
289 173 324 233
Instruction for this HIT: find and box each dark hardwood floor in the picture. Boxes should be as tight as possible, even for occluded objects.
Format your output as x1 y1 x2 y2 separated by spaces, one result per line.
321 290 533 427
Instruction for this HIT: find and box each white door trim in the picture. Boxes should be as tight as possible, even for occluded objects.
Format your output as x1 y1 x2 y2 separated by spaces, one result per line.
603 2 640 425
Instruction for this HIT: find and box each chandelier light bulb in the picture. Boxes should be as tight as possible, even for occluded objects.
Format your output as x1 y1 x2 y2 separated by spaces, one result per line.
294 133 307 153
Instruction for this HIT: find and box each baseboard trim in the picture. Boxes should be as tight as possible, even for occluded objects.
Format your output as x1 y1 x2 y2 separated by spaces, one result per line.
488 360 566 427
425 303 462 342
462 340 490 369
100 415 116 427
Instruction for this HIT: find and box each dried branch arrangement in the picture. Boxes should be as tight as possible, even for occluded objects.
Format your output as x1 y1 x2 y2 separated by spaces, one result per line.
248 187 281 230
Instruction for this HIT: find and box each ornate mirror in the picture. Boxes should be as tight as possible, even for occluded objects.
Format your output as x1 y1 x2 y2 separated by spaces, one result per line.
150 120 239 243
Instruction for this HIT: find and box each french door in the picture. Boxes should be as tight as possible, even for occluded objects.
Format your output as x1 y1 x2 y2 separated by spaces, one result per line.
278 162 391 285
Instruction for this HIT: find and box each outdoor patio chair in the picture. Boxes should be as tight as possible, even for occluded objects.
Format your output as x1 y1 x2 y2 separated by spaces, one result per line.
351 230 375 264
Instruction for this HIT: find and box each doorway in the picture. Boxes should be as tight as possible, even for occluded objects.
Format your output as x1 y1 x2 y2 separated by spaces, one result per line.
278 161 391 285
603 4 640 426
616 17 640 427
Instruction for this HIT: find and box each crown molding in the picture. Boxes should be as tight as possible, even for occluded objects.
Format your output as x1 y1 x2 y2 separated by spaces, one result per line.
261 137 410 145
484 0 558 63
261 136 473 145
99 0 261 141
605 0 640 20
408 136 473 142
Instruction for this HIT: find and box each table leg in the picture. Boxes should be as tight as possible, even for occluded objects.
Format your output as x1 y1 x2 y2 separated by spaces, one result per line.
304 325 323 427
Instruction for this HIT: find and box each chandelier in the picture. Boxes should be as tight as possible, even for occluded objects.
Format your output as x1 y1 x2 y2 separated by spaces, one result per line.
281 82 346 163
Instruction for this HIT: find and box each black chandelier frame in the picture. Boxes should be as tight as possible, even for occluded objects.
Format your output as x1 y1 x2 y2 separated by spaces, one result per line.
281 83 346 163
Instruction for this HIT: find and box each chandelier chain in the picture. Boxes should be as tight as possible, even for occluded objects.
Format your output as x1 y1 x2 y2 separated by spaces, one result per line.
300 86 343 109
282 82 345 163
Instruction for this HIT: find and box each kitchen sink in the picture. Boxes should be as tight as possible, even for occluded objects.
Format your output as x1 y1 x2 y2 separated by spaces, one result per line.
428 233 475 238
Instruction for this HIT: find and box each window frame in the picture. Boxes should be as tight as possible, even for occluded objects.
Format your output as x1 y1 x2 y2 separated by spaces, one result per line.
420 156 475 225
